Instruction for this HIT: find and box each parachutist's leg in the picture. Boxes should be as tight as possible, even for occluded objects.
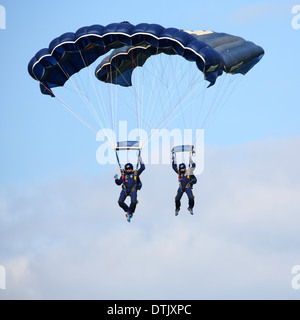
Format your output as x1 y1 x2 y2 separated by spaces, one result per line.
186 188 195 209
118 190 129 213
128 191 138 215
175 188 184 210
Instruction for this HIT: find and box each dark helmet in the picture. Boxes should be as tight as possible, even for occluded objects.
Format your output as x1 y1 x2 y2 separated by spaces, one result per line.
179 163 186 172
124 163 133 172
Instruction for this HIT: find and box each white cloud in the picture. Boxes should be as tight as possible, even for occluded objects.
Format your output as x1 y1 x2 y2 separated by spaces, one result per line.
0 136 300 299
229 2 294 24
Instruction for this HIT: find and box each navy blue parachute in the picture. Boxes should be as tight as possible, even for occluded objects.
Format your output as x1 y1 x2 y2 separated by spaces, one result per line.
28 22 264 95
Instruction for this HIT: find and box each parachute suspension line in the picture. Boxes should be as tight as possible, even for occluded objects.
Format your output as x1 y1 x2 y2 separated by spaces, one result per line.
103 45 116 137
55 59 112 143
169 55 187 129
203 74 230 130
39 82 97 134
188 62 202 130
104 48 147 135
140 52 183 134
161 56 194 129
134 52 142 138
87 69 116 148
99 81 119 145
80 49 109 124
56 60 102 130
85 60 115 144
115 149 122 174
204 75 244 132
111 88 152 130
200 72 227 129
166 55 190 128
161 74 203 130
142 54 162 136
155 52 169 126
192 74 208 135
142 76 201 148
69 68 106 134
84 67 116 147
106 80 115 135
44 61 101 134
139 52 168 135
130 49 140 136
101 50 152 131
114 83 118 142
139 85 144 138
146 54 186 131
157 53 180 129
147 62 161 134
156 59 203 129
152 53 173 130
57 50 114 147
112 65 120 139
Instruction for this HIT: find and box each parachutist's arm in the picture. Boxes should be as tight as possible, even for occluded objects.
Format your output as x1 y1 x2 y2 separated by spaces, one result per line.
115 176 123 185
189 154 196 168
172 153 178 173
172 160 178 174
137 162 145 175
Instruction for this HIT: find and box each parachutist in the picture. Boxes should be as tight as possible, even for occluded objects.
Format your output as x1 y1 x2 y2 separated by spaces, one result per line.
115 159 145 221
172 151 197 215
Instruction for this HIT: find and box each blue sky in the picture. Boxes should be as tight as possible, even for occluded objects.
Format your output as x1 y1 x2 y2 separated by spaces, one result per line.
0 0 300 300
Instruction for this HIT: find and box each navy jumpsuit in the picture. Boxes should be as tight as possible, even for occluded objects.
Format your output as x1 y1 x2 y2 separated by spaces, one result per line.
115 162 145 215
172 160 196 210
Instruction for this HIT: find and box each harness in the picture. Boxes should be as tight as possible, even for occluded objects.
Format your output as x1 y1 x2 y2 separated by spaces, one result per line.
122 169 140 195
178 173 192 190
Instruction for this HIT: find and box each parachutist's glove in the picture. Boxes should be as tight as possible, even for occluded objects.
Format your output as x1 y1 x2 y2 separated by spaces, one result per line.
138 156 142 163
114 174 118 179
172 154 175 162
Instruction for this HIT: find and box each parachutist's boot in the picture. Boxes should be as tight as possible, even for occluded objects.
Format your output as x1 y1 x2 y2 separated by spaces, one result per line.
126 212 132 222
188 207 194 215
175 208 180 216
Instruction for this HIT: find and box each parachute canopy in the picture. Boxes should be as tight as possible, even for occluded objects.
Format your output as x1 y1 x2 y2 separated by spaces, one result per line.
28 22 264 95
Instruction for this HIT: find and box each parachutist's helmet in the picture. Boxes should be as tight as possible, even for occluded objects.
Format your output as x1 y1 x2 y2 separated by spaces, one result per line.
179 163 186 173
125 163 133 173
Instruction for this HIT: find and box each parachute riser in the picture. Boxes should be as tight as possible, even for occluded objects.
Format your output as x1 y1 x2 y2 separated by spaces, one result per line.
114 140 142 173
115 149 122 175
171 144 195 168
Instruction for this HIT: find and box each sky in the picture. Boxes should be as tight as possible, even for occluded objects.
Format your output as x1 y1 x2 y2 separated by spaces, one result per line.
0 0 300 300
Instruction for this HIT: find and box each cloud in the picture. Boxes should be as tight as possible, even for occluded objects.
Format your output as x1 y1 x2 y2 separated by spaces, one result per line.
1 136 300 299
228 2 294 24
